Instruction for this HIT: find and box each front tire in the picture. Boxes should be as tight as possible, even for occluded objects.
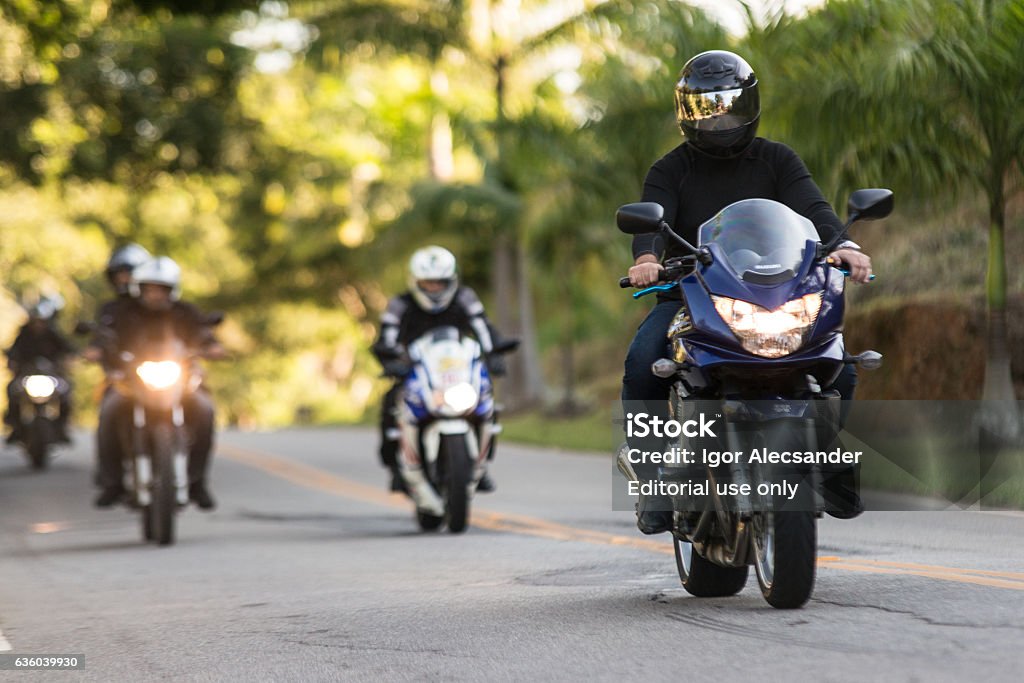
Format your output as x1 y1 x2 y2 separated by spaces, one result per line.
149 425 177 546
26 418 50 471
441 435 473 534
752 506 816 609
674 535 748 597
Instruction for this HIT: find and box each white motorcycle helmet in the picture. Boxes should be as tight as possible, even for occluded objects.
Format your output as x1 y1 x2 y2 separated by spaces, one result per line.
408 246 458 313
27 294 65 321
129 256 182 302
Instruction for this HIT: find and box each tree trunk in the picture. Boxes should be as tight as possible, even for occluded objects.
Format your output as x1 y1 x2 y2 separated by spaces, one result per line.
491 232 516 337
979 175 1019 452
514 237 545 406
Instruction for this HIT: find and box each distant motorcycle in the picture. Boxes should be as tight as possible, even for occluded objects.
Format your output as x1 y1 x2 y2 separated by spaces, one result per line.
82 315 222 546
8 357 71 470
617 189 891 608
394 327 517 533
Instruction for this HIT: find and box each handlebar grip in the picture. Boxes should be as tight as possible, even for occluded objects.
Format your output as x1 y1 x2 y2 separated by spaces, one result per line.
619 277 632 288
839 268 877 281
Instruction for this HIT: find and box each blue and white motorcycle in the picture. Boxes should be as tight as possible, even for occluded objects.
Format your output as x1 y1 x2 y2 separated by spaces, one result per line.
395 327 515 533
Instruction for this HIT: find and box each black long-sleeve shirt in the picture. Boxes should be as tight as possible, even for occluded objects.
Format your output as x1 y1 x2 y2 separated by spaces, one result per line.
372 287 494 362
96 299 218 371
633 138 844 261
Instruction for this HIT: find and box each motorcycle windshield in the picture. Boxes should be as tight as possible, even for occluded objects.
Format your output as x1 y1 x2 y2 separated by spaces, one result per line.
698 198 818 284
409 326 479 390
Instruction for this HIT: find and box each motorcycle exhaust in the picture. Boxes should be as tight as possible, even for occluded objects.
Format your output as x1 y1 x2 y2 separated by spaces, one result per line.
616 443 639 482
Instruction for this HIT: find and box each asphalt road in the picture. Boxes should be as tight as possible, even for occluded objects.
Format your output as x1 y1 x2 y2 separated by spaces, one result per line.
1 427 1023 682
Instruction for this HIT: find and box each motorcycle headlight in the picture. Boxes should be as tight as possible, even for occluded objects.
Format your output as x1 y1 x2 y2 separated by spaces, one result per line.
136 361 182 390
442 383 479 414
23 375 58 400
712 293 822 358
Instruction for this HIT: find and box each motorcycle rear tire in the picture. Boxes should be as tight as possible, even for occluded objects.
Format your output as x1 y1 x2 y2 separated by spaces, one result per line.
674 535 748 597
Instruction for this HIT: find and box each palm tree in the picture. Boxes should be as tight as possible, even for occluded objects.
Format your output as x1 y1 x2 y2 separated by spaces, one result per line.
297 0 727 408
744 0 1023 426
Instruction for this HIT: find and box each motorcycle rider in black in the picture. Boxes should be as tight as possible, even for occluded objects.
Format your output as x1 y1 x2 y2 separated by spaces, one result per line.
372 246 502 494
623 51 873 534
4 298 74 444
83 244 152 487
85 256 224 510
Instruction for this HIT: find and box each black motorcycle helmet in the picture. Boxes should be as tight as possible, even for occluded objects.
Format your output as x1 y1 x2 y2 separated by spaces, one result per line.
674 50 760 158
105 243 151 294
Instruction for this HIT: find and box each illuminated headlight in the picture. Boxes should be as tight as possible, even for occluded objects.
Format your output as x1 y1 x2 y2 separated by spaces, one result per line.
442 383 478 414
23 375 58 400
136 361 182 390
712 293 822 358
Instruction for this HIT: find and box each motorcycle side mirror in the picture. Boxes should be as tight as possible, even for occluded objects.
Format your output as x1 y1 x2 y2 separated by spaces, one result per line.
847 188 894 224
616 202 665 235
74 321 95 336
492 338 520 354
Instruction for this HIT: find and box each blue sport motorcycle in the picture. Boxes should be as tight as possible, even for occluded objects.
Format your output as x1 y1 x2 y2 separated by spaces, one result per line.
616 189 892 608
395 327 517 533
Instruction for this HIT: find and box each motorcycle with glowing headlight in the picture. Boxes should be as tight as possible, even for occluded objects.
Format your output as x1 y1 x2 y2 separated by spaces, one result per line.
108 337 205 546
9 357 71 470
394 326 512 533
616 189 892 608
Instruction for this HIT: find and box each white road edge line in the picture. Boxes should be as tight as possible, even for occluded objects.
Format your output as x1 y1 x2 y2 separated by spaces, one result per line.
0 628 12 651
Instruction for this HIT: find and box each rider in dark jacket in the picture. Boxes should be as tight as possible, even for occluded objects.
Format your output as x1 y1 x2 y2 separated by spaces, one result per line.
4 298 74 443
86 256 224 510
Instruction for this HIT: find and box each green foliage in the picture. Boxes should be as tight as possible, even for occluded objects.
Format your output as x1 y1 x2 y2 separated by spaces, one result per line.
1 0 1021 432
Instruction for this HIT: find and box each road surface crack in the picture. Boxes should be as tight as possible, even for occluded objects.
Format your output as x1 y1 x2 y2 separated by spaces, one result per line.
811 598 1024 630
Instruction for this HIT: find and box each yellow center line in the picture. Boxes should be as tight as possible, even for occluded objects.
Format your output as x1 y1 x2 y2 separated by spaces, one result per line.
819 558 1024 583
816 560 1024 591
221 443 1024 591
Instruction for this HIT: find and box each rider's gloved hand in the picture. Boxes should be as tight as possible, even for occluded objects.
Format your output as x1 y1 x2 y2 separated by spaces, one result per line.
828 249 873 284
628 255 664 287
485 353 507 377
383 359 412 378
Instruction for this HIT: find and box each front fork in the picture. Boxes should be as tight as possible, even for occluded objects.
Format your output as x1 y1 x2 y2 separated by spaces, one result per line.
397 414 498 515
129 404 189 507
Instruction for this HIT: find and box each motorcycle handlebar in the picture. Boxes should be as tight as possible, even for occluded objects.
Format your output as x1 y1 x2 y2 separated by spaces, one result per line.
620 262 876 288
618 265 687 289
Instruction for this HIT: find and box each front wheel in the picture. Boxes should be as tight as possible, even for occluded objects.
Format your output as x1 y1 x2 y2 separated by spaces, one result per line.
149 425 178 546
441 435 473 534
27 432 49 471
752 508 816 609
674 535 748 597
26 418 51 471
